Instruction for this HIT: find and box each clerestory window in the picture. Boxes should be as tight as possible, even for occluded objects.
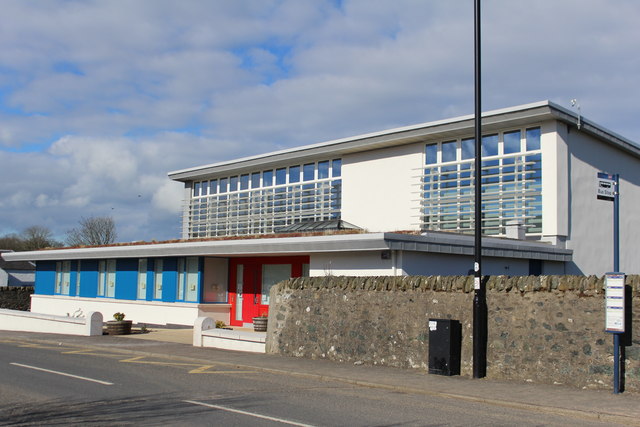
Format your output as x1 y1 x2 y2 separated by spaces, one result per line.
421 127 542 236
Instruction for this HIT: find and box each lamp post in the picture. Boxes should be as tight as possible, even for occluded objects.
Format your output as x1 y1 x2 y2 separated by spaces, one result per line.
473 0 487 379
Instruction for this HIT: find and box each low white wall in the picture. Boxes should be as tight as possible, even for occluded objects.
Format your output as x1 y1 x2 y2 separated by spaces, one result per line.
0 308 102 336
31 295 230 326
193 317 266 353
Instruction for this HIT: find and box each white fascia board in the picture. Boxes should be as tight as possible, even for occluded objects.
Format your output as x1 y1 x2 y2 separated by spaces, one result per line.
547 103 640 158
0 234 391 262
168 101 558 182
384 232 572 262
3 231 572 263
168 100 639 182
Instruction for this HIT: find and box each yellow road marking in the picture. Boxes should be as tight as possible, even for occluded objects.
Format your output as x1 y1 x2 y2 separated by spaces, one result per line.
18 343 65 350
120 356 255 374
119 355 199 366
61 349 103 355
188 365 255 374
3 339 255 375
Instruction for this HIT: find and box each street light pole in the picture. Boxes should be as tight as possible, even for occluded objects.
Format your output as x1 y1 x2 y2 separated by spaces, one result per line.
473 0 487 379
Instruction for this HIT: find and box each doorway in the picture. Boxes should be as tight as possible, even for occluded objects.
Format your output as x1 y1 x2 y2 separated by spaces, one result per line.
229 256 309 327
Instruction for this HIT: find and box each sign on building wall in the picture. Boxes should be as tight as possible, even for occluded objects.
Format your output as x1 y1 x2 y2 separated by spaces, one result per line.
605 272 625 333
597 172 616 201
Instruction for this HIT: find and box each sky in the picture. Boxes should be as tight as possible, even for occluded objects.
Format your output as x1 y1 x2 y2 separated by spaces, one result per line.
1 0 639 243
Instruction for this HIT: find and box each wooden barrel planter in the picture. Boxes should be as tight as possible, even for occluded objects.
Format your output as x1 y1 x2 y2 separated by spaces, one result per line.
106 320 133 335
252 317 268 332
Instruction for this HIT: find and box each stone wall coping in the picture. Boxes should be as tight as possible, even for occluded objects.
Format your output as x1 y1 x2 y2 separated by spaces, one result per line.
202 328 266 343
278 275 640 295
0 307 86 324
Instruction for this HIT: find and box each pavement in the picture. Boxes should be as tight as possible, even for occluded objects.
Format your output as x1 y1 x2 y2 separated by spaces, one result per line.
2 327 639 426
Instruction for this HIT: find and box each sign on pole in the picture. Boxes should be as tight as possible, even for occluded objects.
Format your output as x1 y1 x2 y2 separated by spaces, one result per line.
597 172 616 201
605 273 625 333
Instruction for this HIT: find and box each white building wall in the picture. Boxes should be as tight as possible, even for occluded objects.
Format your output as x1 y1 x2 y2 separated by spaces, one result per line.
31 294 230 326
560 126 640 275
310 252 396 276
341 143 423 232
310 250 562 277
541 120 569 242
400 251 531 276
181 181 192 239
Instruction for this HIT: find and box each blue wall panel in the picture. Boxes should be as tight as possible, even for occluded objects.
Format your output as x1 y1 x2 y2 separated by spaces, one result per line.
162 258 178 303
35 261 56 295
116 259 138 301
80 260 98 298
198 257 204 303
69 261 78 296
145 267 153 301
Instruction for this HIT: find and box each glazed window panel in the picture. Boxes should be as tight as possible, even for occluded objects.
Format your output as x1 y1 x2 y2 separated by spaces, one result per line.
185 159 342 238
229 176 238 192
185 257 199 302
289 165 300 183
137 258 147 299
105 259 116 298
75 261 81 296
303 163 315 181
54 261 71 295
240 174 250 190
251 173 261 189
332 159 341 177
98 260 106 296
263 170 274 187
422 127 542 236
425 144 438 165
504 130 521 154
154 259 163 300
177 258 185 300
318 161 329 179
526 127 541 151
261 264 291 305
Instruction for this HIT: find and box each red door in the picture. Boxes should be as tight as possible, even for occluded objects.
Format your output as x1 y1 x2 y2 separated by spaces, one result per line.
229 256 309 327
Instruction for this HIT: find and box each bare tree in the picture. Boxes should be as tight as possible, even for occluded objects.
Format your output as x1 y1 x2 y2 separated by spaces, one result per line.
0 234 26 251
22 226 61 250
66 216 117 247
0 226 62 251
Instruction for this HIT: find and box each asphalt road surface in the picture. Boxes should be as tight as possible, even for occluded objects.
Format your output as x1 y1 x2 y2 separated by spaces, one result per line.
0 338 623 426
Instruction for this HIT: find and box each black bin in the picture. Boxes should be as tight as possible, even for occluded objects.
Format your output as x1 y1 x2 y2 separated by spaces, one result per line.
428 319 461 376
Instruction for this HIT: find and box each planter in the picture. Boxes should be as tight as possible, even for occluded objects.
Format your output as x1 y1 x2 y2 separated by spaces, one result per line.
252 317 268 332
106 320 133 335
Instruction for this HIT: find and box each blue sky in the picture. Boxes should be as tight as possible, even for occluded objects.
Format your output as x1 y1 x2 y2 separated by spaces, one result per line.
1 0 639 243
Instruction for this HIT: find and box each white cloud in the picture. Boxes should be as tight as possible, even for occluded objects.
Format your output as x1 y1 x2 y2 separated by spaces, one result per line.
0 0 639 241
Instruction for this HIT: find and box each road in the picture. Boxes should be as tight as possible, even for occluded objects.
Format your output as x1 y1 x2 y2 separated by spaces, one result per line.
0 337 625 426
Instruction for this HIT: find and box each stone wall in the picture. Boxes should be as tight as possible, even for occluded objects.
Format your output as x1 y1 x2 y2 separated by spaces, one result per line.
266 275 640 392
0 286 33 311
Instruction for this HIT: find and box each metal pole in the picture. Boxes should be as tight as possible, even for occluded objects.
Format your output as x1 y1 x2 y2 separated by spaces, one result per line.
473 0 486 379
614 174 619 272
613 173 620 394
614 333 620 394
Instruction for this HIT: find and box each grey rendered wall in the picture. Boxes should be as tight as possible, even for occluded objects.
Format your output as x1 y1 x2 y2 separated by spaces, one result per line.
558 124 640 275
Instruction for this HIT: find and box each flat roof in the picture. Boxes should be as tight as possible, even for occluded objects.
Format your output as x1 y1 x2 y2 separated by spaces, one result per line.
1 231 572 263
168 100 640 182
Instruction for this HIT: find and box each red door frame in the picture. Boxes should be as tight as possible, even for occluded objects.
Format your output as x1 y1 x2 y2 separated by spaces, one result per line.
228 256 309 326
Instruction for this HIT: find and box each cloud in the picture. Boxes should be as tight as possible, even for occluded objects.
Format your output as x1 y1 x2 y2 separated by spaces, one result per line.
0 0 639 242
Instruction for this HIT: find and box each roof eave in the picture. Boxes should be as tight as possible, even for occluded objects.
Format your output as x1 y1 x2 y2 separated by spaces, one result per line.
2 231 572 263
167 101 558 182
